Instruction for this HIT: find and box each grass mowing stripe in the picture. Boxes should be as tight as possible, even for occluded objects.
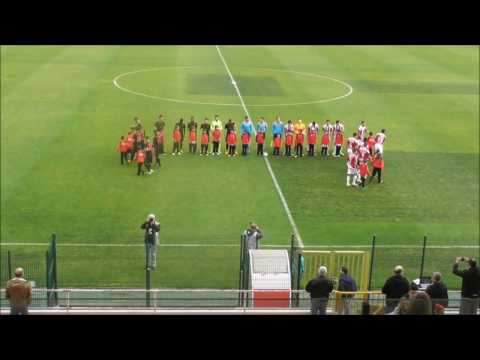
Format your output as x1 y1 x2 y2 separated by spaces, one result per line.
215 45 304 247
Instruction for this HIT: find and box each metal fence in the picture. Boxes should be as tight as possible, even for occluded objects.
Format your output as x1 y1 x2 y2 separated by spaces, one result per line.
0 288 467 314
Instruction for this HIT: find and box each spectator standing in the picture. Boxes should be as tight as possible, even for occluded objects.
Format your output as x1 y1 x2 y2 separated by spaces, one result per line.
453 257 480 314
305 266 334 315
425 272 449 313
6 268 32 315
337 266 358 315
141 214 161 270
243 223 263 250
381 265 410 313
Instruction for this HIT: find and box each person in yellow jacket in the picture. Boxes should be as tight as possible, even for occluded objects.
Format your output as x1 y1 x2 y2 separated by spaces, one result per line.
294 119 306 135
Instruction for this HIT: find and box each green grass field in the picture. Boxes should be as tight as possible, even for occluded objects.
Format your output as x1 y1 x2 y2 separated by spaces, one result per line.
1 45 479 290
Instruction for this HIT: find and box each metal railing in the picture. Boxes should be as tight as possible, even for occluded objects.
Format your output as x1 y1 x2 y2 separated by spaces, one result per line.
0 288 468 314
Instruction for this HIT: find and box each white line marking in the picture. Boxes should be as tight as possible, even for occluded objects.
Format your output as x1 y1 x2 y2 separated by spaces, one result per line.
216 46 302 249
112 66 354 107
1 243 477 249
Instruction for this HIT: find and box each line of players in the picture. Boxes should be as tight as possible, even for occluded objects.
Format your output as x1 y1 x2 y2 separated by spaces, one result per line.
116 115 387 179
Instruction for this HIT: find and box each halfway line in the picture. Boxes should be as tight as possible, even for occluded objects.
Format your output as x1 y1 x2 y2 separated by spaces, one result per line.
215 45 304 248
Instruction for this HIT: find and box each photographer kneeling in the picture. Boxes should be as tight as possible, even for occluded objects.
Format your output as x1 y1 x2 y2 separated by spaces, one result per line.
141 214 160 270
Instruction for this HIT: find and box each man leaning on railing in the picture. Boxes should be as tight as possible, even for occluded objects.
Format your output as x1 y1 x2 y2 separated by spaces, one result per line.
5 268 32 315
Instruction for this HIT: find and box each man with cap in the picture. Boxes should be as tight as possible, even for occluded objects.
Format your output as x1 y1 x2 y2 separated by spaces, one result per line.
305 266 334 315
6 267 32 315
243 222 263 250
381 265 410 313
141 214 161 270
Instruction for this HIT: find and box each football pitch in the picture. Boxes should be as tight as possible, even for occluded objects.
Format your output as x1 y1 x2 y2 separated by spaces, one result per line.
1 45 479 290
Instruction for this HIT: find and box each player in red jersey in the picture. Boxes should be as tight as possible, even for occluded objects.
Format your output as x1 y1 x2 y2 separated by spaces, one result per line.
212 126 222 155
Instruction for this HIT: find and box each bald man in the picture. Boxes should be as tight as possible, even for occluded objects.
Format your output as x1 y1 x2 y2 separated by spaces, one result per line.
6 268 32 315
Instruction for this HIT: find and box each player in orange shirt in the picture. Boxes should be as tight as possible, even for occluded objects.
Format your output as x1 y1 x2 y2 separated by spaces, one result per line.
295 132 304 158
134 148 146 176
308 131 317 156
189 128 197 154
272 134 281 156
256 132 265 156
285 132 294 157
200 130 209 156
212 126 222 155
358 160 371 188
172 126 182 156
117 136 129 165
241 133 250 156
370 152 384 184
227 129 237 157
126 131 135 163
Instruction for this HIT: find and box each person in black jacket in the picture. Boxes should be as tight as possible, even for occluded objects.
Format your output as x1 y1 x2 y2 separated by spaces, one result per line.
141 214 160 270
453 257 480 314
305 266 334 315
381 265 410 314
425 272 449 313
337 266 357 315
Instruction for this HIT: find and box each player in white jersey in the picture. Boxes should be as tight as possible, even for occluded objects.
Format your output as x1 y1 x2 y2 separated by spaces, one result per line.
308 121 319 135
374 129 387 154
322 120 334 155
358 142 370 163
347 132 360 152
346 150 359 187
358 121 368 140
